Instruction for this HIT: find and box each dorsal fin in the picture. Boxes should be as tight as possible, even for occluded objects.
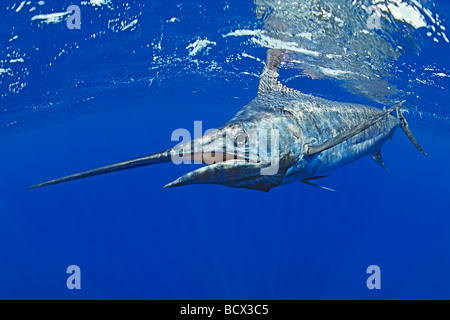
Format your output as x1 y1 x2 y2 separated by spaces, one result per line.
258 49 300 95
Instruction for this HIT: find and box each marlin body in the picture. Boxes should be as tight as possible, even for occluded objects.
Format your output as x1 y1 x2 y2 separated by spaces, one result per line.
30 49 426 192
231 92 398 189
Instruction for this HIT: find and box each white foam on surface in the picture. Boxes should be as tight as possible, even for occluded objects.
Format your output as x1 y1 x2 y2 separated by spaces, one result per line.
15 1 26 12
90 0 110 6
121 19 138 31
224 29 319 57
251 34 320 57
31 12 69 24
319 67 354 77
223 29 262 37
241 53 262 63
186 39 217 57
9 58 24 63
386 1 427 29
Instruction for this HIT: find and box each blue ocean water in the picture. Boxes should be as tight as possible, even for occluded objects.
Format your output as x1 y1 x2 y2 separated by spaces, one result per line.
1 0 449 299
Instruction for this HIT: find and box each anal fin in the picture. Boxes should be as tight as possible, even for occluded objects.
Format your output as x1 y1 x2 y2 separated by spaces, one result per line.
372 151 388 171
301 175 336 192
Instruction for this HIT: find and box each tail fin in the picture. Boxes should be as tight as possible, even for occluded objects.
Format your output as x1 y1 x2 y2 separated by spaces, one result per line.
397 108 427 156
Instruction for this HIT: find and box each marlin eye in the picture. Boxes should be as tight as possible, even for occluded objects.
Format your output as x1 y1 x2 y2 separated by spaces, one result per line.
234 131 248 146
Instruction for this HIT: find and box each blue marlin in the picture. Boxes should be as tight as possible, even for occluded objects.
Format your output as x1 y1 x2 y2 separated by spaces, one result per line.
30 49 426 192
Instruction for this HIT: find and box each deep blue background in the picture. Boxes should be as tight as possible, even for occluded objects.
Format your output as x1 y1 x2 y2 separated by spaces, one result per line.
0 0 449 299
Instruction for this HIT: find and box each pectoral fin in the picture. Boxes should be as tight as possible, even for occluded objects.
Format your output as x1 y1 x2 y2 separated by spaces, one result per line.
301 175 336 192
304 101 405 157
